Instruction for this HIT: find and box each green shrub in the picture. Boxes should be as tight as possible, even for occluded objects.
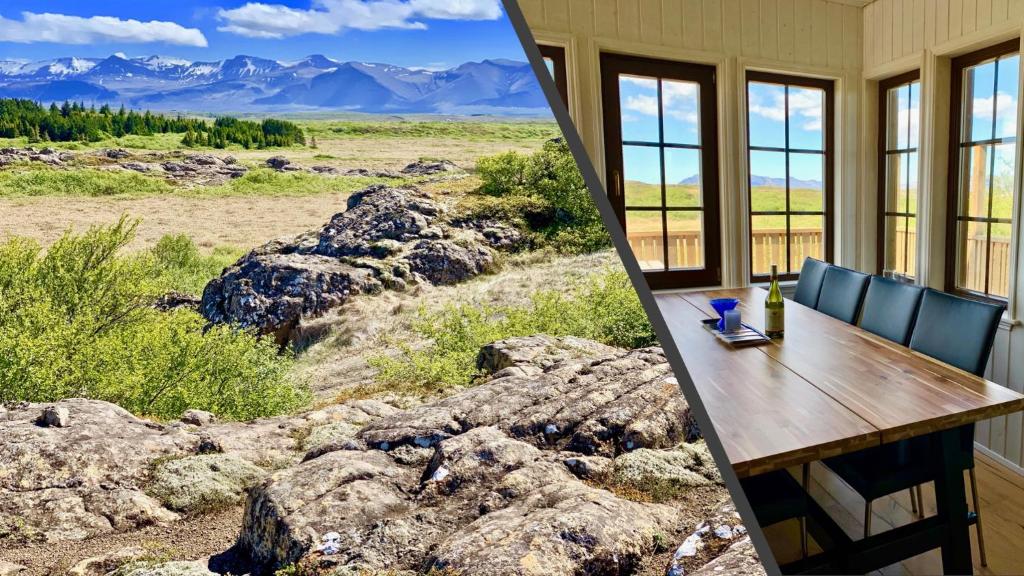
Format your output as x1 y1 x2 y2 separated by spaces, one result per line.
0 219 309 420
471 139 610 254
369 268 655 392
0 165 175 197
150 234 242 295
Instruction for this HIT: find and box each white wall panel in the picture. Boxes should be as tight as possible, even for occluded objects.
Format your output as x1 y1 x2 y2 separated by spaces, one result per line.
524 0 863 286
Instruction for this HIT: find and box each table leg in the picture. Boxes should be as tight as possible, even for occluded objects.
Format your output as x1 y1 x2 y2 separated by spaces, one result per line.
932 427 972 575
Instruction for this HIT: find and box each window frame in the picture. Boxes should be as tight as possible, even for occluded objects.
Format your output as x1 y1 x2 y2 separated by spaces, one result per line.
600 52 722 290
538 44 569 110
945 38 1021 302
745 70 835 283
876 70 921 277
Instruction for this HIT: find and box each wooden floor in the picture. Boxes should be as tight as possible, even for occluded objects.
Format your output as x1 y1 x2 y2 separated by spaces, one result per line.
760 451 1024 575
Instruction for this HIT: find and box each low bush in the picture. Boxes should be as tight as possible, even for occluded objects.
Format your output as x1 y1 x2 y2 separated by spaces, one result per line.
369 268 656 391
150 234 242 295
470 139 610 254
0 219 309 420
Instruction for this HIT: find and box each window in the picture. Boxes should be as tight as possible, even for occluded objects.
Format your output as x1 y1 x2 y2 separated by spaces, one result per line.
539 45 568 109
878 71 921 278
746 71 833 282
948 40 1020 300
600 53 721 290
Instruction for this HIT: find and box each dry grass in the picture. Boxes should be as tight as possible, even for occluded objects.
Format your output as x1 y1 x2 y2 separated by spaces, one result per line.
0 192 353 253
291 249 622 403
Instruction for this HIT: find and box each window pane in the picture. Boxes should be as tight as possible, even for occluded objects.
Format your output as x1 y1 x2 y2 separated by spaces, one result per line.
966 59 998 142
748 82 786 148
883 153 905 213
990 224 1012 298
751 215 786 276
623 145 661 207
907 151 919 215
894 84 911 149
790 153 825 213
789 215 824 272
957 219 988 293
992 142 1016 220
544 57 555 78
620 75 660 142
995 55 1019 139
885 86 903 150
626 210 664 271
883 215 904 275
789 87 824 150
663 80 700 145
750 150 786 212
885 215 917 277
667 211 704 270
960 144 993 218
664 148 702 207
908 82 921 148
904 216 917 278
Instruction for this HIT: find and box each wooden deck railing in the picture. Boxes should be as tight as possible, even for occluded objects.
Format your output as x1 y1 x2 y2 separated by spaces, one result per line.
628 227 1010 296
627 228 825 272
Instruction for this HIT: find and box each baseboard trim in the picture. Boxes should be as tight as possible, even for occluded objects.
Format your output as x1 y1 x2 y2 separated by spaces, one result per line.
975 442 1024 477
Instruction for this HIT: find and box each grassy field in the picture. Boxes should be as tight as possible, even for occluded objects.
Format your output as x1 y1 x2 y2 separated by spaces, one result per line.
0 165 394 199
624 180 826 231
0 117 558 253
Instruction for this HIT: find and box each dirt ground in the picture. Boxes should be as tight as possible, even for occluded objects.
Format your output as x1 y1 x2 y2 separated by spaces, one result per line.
0 193 353 253
0 507 243 576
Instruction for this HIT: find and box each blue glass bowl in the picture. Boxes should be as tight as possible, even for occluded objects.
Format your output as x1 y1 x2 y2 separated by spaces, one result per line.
709 298 740 331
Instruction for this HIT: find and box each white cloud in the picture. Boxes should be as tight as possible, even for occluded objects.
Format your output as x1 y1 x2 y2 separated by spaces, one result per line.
217 0 502 38
620 77 699 125
0 11 208 46
409 0 502 19
972 91 1018 137
623 94 658 116
748 85 823 131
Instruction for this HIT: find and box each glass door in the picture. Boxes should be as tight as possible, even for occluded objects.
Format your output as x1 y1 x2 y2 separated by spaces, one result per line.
600 53 721 290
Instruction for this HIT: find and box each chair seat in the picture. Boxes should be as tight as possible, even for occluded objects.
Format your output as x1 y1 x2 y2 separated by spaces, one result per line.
823 438 934 501
740 469 809 527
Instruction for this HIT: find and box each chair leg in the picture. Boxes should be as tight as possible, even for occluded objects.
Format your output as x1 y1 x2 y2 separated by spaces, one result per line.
909 486 918 515
916 484 925 518
969 468 988 567
864 499 872 538
801 463 809 558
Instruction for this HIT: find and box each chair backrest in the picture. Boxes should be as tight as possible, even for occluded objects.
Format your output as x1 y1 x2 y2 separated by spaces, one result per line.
858 276 926 345
793 258 830 308
909 290 1004 376
816 266 871 324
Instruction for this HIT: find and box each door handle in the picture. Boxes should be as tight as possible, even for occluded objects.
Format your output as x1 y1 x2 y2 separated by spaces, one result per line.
612 169 622 199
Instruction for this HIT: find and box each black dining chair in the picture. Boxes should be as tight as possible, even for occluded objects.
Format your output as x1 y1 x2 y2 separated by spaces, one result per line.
858 276 925 345
793 257 830 308
815 266 870 324
823 289 1003 565
741 468 813 559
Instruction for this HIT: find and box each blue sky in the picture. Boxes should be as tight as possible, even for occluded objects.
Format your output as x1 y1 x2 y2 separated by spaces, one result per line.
0 1 525 69
619 76 830 187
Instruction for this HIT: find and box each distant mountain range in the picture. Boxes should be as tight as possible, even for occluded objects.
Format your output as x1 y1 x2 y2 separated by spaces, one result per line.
678 174 823 190
0 54 549 115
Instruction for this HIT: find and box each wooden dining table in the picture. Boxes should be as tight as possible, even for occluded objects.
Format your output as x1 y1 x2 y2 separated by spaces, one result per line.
656 287 1024 574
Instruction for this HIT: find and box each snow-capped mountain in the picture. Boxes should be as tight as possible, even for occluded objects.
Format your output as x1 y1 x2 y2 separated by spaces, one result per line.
0 53 549 115
678 174 823 190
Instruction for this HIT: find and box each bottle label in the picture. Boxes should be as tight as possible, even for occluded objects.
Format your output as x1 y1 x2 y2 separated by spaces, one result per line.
765 307 784 333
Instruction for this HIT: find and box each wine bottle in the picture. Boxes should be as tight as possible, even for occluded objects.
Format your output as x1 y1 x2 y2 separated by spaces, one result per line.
765 263 784 338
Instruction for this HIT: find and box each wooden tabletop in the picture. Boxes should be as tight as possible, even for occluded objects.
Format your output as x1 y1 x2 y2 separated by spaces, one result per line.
657 287 1024 478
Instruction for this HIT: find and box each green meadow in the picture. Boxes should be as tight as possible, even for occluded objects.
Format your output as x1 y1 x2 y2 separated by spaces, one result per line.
623 180 827 231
